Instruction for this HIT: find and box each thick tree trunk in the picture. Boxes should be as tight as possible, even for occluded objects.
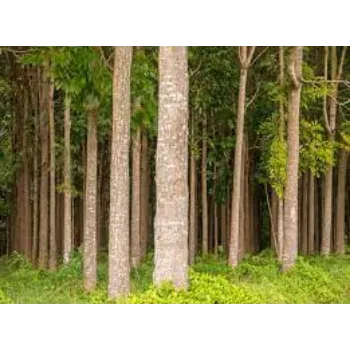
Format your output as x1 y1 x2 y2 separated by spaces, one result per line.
84 108 98 291
108 46 133 299
131 125 141 268
63 94 72 264
38 64 50 270
140 131 149 260
201 115 208 255
335 149 349 254
153 46 189 289
308 172 315 254
281 46 303 272
48 78 56 270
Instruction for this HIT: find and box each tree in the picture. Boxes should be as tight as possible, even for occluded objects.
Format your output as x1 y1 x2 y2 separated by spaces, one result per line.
153 46 189 288
281 46 303 272
229 46 255 267
108 46 133 299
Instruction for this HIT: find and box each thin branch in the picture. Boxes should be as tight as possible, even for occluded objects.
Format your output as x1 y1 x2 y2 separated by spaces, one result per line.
337 46 347 81
246 46 256 66
189 60 202 78
246 84 260 110
249 46 269 67
95 46 113 72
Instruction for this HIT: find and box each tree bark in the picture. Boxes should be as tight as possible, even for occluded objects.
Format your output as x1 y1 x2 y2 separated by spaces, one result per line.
189 121 197 264
281 46 303 272
63 93 72 264
38 64 50 270
48 77 57 270
308 172 315 254
131 122 141 268
335 149 349 254
201 115 208 255
84 107 98 291
153 46 189 289
301 172 308 255
140 131 149 260
229 46 255 267
108 46 133 299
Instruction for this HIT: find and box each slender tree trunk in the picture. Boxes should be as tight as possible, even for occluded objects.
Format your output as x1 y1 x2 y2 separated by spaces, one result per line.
140 131 149 260
48 78 56 270
220 203 226 254
271 190 278 251
315 178 320 252
281 46 303 272
308 172 315 254
229 46 255 267
108 46 133 299
38 64 50 270
335 149 349 254
31 77 39 264
301 172 308 255
201 115 208 255
153 46 189 289
189 123 197 264
131 123 141 268
238 139 245 261
21 88 31 260
63 93 72 264
84 107 98 291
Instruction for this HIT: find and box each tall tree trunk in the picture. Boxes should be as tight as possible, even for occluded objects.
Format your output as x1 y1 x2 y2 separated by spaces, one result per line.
229 46 255 267
301 172 308 255
131 122 141 268
153 46 189 289
308 172 315 254
271 190 278 251
84 107 98 291
140 131 149 260
220 203 226 254
21 87 31 260
335 149 349 254
108 46 133 299
201 115 208 255
189 120 197 264
63 93 72 264
31 75 39 263
48 77 56 270
238 139 245 261
281 46 303 272
38 64 50 270
315 178 320 252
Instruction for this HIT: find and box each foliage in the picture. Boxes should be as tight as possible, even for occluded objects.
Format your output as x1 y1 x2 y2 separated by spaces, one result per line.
300 120 335 176
257 114 287 198
1 251 350 304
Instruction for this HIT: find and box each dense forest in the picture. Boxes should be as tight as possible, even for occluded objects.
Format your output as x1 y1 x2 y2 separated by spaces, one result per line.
1 46 350 304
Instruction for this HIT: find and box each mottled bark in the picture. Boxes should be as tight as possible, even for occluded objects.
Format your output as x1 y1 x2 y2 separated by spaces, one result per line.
38 64 50 270
201 115 208 255
108 46 133 299
335 149 349 254
131 123 141 268
153 46 189 289
281 46 303 272
63 93 72 264
84 108 98 291
308 172 315 254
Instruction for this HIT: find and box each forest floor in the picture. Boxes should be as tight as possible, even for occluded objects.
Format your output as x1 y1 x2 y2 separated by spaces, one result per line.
1 250 350 304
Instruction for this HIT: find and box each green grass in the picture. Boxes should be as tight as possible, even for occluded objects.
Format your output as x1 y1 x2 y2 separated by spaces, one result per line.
1 249 350 304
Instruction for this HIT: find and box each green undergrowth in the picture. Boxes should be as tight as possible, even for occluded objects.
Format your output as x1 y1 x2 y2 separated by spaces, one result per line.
1 249 350 304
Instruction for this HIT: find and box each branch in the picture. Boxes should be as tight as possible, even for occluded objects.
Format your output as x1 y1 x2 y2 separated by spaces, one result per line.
95 46 113 72
249 46 269 67
189 60 202 78
246 84 260 110
246 46 256 66
337 46 347 81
